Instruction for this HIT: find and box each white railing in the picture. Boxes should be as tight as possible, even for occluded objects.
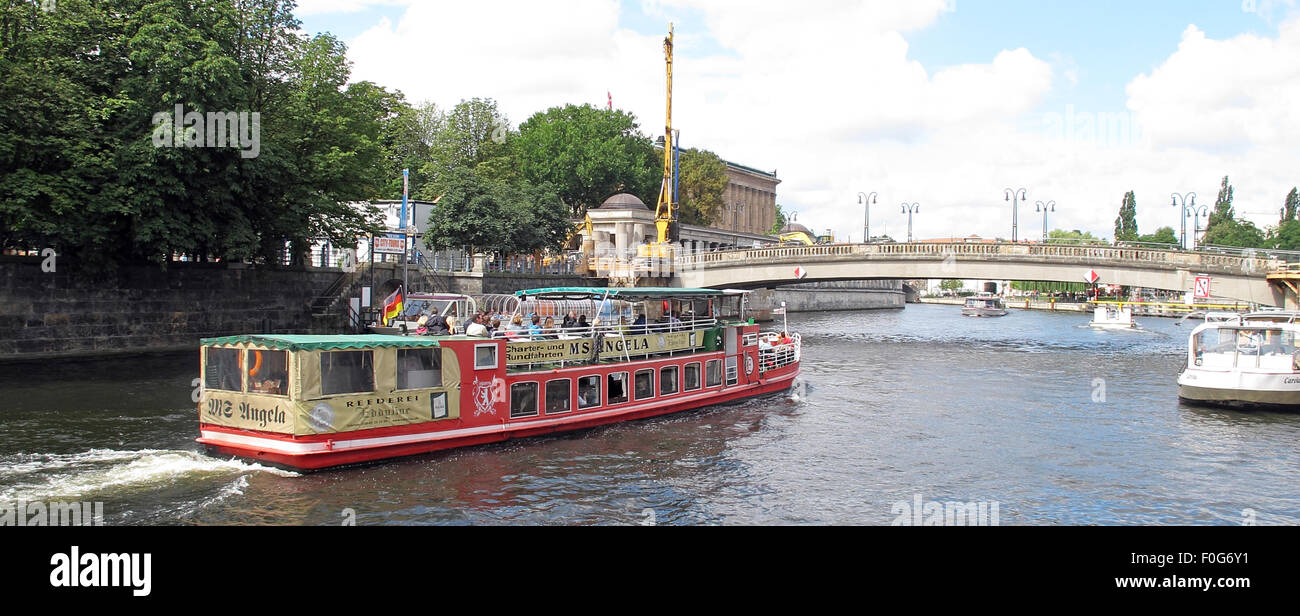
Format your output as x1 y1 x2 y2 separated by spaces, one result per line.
673 242 1279 275
758 332 800 372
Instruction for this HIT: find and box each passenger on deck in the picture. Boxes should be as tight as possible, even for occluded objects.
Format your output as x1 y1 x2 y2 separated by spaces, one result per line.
428 315 450 336
541 316 558 339
508 314 527 332
466 314 489 337
779 331 793 345
563 311 577 330
576 314 589 331
528 315 543 338
415 315 429 335
632 314 647 334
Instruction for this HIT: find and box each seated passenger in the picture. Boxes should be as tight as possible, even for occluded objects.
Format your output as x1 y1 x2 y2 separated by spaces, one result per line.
465 314 489 337
528 315 543 338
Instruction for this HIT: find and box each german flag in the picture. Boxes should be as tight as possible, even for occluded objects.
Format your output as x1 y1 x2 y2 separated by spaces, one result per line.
382 286 403 326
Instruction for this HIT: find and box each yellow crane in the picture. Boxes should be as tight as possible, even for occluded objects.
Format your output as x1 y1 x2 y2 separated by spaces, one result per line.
639 23 677 260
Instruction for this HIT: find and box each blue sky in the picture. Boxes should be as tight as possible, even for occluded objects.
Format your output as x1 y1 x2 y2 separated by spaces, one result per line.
296 1 1300 241
300 0 1289 116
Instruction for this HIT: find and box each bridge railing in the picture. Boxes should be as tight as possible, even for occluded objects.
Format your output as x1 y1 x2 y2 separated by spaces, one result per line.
673 242 1280 275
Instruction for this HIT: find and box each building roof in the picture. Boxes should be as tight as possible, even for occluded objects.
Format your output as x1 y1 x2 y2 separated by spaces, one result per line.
781 222 813 235
597 193 649 210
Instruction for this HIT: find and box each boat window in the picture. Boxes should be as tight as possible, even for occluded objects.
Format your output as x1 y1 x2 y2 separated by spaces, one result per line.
607 372 629 404
660 366 679 395
545 379 571 414
474 344 498 370
706 359 723 387
510 382 539 418
204 347 242 392
321 350 374 395
397 348 442 390
684 362 701 391
634 369 655 400
577 375 601 409
725 356 739 386
246 349 288 396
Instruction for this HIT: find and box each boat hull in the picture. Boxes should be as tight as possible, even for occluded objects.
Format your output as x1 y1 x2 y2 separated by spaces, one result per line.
961 308 1007 317
199 369 799 470
1177 369 1300 410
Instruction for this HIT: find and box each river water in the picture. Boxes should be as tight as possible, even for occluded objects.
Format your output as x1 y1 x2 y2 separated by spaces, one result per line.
2 303 1298 525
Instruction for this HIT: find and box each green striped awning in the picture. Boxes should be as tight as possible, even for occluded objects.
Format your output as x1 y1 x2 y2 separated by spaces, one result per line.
200 334 441 351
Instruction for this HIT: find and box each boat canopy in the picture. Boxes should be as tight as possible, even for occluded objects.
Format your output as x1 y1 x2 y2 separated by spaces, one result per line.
200 334 441 351
514 287 726 300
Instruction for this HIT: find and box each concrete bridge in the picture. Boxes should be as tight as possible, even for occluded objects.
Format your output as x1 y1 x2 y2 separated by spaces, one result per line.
672 242 1292 307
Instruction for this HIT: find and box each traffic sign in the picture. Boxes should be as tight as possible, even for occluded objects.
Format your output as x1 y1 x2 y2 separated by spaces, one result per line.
1194 276 1211 299
1084 269 1099 284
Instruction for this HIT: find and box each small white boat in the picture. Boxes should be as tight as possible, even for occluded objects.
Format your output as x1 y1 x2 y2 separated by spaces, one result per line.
1177 311 1300 410
962 294 1007 317
1088 305 1136 329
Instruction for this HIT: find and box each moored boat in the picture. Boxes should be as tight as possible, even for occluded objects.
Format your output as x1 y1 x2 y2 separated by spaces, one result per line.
1088 305 1136 329
961 293 1007 317
196 287 801 470
1177 311 1300 410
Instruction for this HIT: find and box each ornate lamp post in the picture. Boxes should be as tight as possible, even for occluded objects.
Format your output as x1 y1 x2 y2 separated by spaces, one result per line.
901 202 920 243
858 191 877 244
1171 192 1196 250
1035 200 1056 243
1186 203 1209 250
1005 188 1027 243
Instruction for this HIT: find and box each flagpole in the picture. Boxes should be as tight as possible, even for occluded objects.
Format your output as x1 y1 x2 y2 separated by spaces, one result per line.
782 301 787 334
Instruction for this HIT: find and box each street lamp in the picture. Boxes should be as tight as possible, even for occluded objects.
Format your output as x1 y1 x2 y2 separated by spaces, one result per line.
1035 200 1055 243
1186 204 1209 251
1171 192 1196 250
858 191 877 244
1005 188 1027 243
732 200 746 235
901 202 920 243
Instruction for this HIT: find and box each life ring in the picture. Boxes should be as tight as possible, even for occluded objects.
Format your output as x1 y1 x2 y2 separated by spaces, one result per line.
249 350 263 377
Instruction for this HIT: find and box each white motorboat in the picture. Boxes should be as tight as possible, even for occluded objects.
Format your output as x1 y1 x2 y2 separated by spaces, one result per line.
961 294 1007 317
1177 311 1300 410
1088 305 1136 329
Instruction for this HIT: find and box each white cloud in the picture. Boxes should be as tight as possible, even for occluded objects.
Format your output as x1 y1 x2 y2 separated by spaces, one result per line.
293 0 411 16
332 2 1300 243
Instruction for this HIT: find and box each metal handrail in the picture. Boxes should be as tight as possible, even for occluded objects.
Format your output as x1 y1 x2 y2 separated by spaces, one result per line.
673 241 1280 274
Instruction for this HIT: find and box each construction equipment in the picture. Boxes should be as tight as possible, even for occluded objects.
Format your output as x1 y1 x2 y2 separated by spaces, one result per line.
779 231 816 246
639 23 677 260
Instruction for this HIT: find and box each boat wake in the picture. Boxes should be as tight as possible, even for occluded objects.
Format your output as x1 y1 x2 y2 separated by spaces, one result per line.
0 448 297 503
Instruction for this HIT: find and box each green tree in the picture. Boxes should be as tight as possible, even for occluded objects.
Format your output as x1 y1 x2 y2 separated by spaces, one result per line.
676 148 727 226
940 279 964 291
1137 226 1178 245
1202 175 1235 241
1047 229 1105 244
0 0 392 270
514 104 659 216
1114 191 1138 242
1283 187 1299 222
422 168 569 255
1272 219 1300 251
768 203 788 236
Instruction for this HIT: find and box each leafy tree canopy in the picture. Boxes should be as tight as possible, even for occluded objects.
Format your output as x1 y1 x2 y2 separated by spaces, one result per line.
676 148 727 226
514 104 658 216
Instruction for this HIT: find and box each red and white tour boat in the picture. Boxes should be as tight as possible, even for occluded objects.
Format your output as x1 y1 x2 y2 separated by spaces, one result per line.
195 287 802 470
